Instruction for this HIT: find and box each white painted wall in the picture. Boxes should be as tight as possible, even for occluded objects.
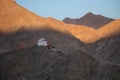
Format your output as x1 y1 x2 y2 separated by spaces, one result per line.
37 38 48 46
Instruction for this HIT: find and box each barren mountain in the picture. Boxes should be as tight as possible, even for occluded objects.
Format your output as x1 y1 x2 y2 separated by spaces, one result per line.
0 0 120 43
63 12 114 29
1 30 120 80
0 0 120 80
1 44 120 80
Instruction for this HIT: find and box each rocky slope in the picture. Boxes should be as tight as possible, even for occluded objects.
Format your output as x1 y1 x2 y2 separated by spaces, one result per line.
1 41 120 80
0 0 120 80
0 0 120 43
63 12 114 29
0 30 81 55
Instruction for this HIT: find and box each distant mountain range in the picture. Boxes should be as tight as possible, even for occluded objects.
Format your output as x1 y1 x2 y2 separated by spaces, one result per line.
63 12 114 29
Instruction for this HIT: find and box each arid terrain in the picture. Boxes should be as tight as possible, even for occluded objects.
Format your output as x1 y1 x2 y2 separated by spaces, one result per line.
0 0 120 80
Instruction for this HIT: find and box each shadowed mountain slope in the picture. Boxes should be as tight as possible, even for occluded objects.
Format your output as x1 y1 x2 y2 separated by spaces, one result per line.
63 12 114 29
1 29 120 65
1 43 120 80
0 30 81 55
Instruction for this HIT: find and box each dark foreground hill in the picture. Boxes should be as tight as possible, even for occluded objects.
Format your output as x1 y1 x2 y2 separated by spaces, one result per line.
0 30 120 80
0 41 120 80
63 12 114 29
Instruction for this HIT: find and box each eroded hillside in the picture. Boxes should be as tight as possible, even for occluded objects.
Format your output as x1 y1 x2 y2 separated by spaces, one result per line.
0 0 120 43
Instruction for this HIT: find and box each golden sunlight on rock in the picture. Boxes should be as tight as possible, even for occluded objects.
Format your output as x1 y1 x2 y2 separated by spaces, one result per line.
0 0 120 43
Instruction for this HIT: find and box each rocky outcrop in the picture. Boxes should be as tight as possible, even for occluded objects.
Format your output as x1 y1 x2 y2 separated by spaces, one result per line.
63 12 114 29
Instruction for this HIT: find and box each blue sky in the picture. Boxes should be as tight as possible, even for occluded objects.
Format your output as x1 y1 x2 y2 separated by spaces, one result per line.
16 0 120 20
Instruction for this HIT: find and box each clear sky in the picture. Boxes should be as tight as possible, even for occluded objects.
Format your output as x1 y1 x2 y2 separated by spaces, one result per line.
16 0 120 20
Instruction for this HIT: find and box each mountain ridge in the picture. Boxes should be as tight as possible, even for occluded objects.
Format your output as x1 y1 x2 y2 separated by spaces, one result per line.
0 0 120 44
63 12 114 29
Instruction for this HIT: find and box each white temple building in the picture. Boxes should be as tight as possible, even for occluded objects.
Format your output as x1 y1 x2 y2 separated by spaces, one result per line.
37 38 48 46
